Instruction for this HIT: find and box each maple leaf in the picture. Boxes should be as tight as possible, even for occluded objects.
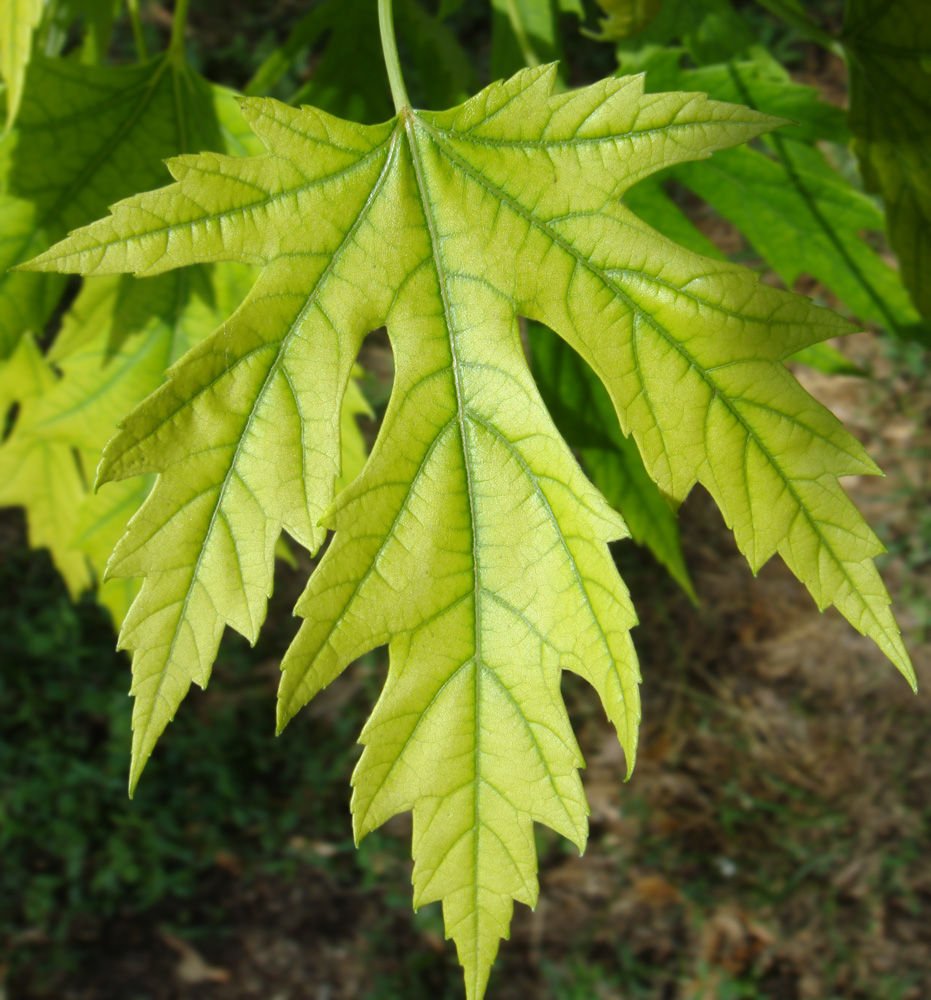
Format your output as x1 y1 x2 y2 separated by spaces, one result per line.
843 0 931 320
23 64 915 997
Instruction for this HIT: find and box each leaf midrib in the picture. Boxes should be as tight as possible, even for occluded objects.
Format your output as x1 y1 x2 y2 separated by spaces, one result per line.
403 111 487 970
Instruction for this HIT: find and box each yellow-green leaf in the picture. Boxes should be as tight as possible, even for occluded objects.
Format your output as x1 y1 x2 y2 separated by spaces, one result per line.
23 65 915 997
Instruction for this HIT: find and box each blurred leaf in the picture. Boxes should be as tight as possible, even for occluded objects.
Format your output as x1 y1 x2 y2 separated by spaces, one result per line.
788 341 867 377
0 335 91 598
438 0 469 18
625 51 926 341
72 476 149 626
490 0 580 77
530 320 696 599
0 0 43 125
584 0 662 42
622 178 725 260
843 0 931 320
616 0 756 64
0 54 259 357
672 141 924 339
32 269 237 452
44 0 120 63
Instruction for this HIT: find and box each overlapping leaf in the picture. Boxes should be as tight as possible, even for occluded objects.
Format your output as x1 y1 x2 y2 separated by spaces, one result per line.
24 65 914 997
843 0 931 319
0 335 91 598
618 50 925 341
0 264 249 621
0 52 258 356
530 320 694 598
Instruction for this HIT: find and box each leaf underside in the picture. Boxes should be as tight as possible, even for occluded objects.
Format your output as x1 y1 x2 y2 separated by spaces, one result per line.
23 65 915 999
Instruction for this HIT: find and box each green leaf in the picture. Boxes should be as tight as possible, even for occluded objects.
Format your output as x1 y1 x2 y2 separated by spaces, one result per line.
624 52 925 341
72 475 150 627
789 341 866 377
0 261 260 625
31 270 233 450
622 177 725 259
671 140 923 337
843 0 931 319
438 0 469 19
529 320 695 598
24 65 915 997
0 0 43 126
0 53 258 356
46 0 120 64
0 195 65 356
616 0 756 65
0 335 91 598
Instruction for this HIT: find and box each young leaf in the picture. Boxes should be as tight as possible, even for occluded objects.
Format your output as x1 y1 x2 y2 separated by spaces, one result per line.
843 0 931 319
23 65 915 996
585 0 662 42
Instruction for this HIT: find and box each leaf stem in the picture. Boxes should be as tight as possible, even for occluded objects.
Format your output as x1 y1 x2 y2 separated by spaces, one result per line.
378 0 411 112
127 0 149 61
751 0 845 58
169 0 190 60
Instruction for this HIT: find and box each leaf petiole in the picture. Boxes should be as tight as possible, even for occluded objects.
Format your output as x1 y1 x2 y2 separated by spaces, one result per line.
169 0 190 60
378 0 411 112
127 0 148 62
